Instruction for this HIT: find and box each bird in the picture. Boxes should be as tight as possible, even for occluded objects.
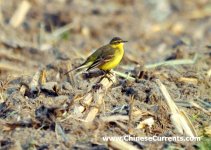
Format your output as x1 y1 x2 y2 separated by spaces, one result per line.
65 37 127 75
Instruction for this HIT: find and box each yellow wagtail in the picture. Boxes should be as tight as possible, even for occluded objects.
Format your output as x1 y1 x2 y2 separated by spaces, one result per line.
65 37 127 74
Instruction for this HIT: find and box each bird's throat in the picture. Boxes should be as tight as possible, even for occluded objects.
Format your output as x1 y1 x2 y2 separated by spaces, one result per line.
111 43 124 56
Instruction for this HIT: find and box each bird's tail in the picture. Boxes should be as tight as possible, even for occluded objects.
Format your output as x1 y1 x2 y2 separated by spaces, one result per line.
64 62 92 75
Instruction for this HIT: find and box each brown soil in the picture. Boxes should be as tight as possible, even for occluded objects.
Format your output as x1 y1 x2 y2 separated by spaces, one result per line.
0 0 211 149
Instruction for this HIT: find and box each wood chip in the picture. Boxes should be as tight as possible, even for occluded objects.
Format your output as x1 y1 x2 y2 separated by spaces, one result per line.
136 117 154 129
85 74 116 122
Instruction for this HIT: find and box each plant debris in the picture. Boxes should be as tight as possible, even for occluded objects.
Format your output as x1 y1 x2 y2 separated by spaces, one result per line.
0 0 211 149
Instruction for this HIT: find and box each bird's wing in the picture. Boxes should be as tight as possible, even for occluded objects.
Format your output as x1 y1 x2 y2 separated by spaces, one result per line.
87 45 115 71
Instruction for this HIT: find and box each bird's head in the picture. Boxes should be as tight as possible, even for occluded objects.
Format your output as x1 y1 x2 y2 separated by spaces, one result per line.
109 37 127 48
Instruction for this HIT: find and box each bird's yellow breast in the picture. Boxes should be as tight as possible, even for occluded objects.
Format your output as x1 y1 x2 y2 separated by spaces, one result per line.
99 43 124 71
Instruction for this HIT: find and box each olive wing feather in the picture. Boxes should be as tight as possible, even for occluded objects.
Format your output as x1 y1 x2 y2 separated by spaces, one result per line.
86 45 115 71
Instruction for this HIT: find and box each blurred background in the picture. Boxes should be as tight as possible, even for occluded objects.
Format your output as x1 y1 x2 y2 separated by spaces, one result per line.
0 1 211 149
0 0 211 76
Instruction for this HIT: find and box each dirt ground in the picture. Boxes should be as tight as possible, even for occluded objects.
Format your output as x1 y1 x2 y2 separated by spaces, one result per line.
0 0 211 149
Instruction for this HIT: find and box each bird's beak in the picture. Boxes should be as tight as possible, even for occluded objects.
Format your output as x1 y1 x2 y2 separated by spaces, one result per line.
122 40 128 43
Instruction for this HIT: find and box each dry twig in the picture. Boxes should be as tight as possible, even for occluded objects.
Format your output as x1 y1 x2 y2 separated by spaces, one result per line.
111 70 135 81
189 101 210 115
145 54 198 69
128 95 135 127
156 79 197 137
178 77 198 85
101 115 129 122
9 0 31 28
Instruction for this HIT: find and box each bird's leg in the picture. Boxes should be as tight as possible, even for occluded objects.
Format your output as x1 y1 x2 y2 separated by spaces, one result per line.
102 70 114 83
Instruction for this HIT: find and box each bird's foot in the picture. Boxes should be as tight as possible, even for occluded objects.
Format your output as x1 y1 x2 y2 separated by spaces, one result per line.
102 70 114 83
